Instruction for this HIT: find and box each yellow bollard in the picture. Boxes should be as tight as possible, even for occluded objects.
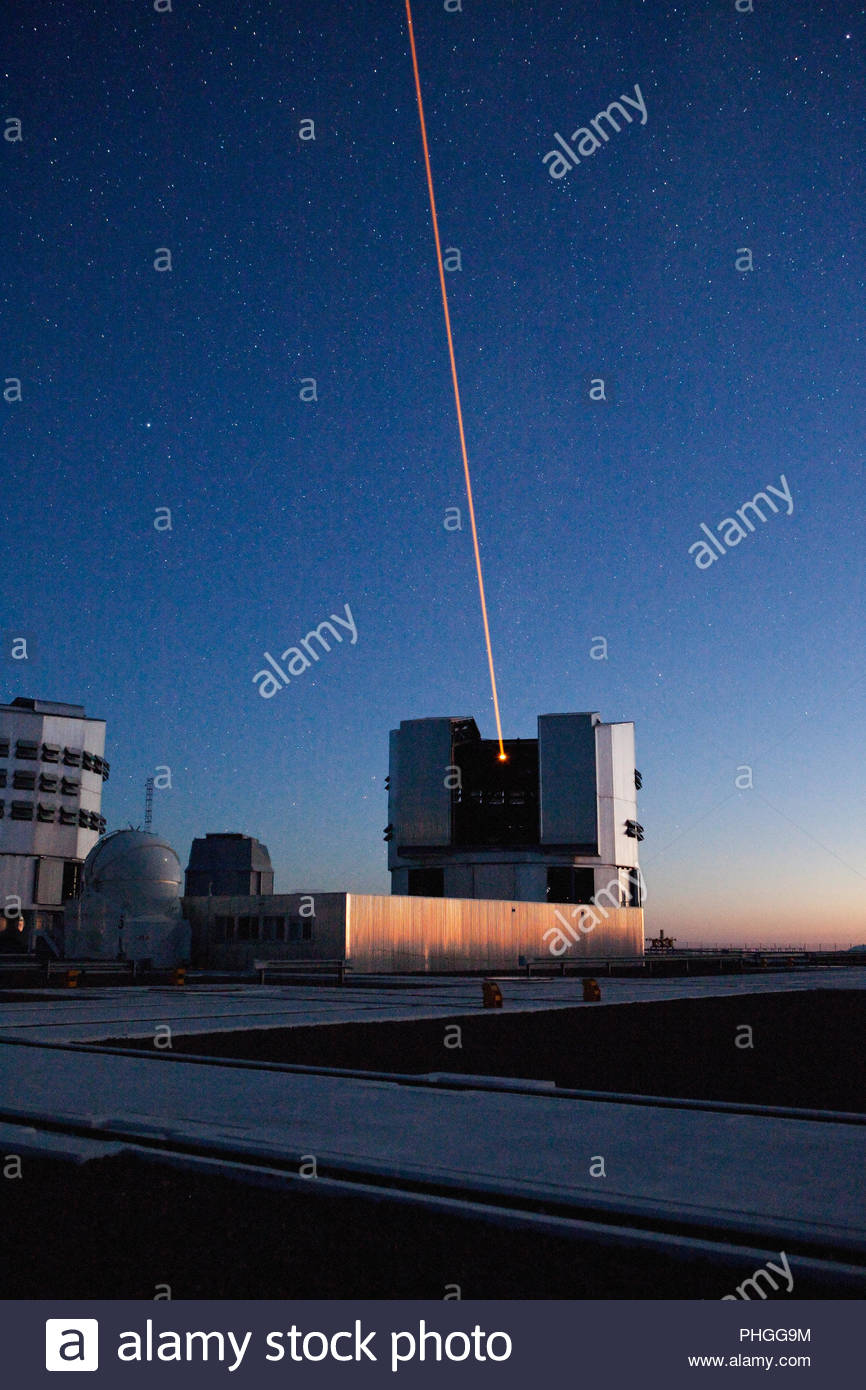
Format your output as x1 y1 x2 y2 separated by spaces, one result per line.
66 968 80 989
173 966 186 987
482 979 503 1008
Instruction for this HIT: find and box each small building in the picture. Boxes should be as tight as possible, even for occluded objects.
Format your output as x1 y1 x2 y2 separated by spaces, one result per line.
184 832 274 897
386 712 643 908
182 891 644 973
0 697 108 955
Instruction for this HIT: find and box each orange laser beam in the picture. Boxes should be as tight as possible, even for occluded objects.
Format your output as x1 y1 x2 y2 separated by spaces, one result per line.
405 0 506 760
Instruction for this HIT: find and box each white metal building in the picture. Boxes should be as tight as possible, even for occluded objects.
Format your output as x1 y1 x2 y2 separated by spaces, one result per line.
0 697 108 955
386 712 643 908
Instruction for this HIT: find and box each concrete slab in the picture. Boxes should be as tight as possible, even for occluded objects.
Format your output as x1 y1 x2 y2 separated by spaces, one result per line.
1 1040 864 1255
0 968 864 1043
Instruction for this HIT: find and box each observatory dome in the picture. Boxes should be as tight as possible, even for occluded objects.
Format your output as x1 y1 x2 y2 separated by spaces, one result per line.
66 828 189 967
83 829 183 912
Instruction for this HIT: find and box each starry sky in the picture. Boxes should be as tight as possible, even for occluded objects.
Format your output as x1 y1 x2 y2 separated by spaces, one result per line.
3 0 864 946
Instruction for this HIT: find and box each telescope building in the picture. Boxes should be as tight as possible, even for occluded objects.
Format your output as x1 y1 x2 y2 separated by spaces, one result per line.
386 711 643 909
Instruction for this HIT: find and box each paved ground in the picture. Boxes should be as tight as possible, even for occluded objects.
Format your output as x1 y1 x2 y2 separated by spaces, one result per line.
0 967 864 1043
1 1037 864 1258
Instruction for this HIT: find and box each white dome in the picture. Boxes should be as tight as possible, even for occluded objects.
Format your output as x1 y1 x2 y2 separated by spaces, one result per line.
83 829 182 913
69 828 189 966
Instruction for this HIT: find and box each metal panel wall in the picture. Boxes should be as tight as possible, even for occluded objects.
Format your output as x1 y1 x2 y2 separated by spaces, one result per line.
472 863 516 901
345 893 644 972
183 892 348 969
391 718 453 848
608 721 640 868
33 857 64 906
538 713 599 847
185 891 644 973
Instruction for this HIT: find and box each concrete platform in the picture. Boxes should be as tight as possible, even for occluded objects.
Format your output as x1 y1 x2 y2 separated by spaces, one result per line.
2 1038 864 1259
2 974 865 1298
2 967 865 1043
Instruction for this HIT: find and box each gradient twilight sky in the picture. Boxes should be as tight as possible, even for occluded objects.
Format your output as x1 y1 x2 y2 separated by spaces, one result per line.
3 0 864 945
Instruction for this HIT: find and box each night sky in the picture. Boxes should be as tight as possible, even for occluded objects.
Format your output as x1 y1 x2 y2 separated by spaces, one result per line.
3 0 864 945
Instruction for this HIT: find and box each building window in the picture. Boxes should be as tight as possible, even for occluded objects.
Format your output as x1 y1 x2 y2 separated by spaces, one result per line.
237 916 260 941
62 861 82 901
262 915 285 941
12 770 36 790
39 773 58 793
302 920 313 941
0 800 4 818
11 801 34 820
61 777 80 797
81 751 96 772
36 804 56 823
627 868 643 907
407 867 444 897
97 815 106 834
546 867 596 905
0 739 9 758
62 747 82 767
213 914 233 942
58 807 77 826
101 759 110 780
15 740 38 760
288 918 302 942
0 770 6 788
41 743 60 763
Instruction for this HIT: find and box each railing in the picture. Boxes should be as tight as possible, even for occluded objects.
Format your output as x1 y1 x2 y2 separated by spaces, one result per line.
253 958 350 986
